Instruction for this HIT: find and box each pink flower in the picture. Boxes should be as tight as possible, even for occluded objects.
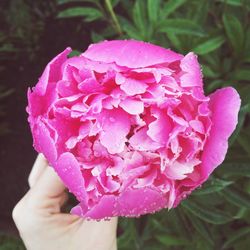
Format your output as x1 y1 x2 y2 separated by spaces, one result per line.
27 40 240 219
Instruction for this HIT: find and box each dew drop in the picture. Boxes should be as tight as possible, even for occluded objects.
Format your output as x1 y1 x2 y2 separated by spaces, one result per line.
109 117 115 122
94 152 100 157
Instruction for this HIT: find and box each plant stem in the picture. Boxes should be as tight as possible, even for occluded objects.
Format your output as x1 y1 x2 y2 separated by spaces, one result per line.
105 0 122 36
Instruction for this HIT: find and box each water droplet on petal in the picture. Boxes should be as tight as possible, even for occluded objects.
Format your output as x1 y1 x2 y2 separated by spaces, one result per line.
109 117 115 122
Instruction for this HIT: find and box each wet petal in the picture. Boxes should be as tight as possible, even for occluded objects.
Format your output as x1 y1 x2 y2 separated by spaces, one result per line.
120 78 148 96
180 52 203 87
32 120 57 164
147 109 172 144
100 109 130 154
189 119 205 134
55 152 87 203
117 187 167 217
82 40 183 68
119 98 144 115
35 48 71 96
201 87 241 180
129 127 161 151
164 159 200 180
73 195 117 219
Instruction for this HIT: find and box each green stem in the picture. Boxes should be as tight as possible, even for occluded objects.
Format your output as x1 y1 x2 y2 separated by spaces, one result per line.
105 0 122 35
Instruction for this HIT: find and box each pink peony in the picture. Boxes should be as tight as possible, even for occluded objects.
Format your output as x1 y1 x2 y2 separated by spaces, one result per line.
27 40 240 219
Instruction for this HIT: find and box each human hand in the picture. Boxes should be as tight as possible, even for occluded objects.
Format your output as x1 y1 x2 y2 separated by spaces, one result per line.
12 154 118 250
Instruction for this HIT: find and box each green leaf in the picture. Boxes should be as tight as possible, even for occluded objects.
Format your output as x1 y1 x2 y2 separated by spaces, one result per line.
117 219 137 249
156 235 189 246
91 31 104 43
161 0 187 18
105 0 122 35
110 0 120 7
244 28 250 61
0 233 25 250
57 0 98 4
121 18 143 40
193 178 233 195
192 0 210 24
167 32 183 51
232 69 250 81
57 7 103 21
223 13 244 55
147 0 161 23
187 213 214 246
206 79 224 93
193 36 225 55
237 131 250 155
229 104 249 145
202 64 220 78
221 187 250 209
182 200 233 224
133 0 146 32
219 162 250 177
238 86 250 106
218 0 249 7
0 44 18 53
158 19 205 37
68 50 81 57
222 227 250 249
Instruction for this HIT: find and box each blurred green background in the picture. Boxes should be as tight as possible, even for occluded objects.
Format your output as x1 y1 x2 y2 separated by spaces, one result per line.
0 0 250 249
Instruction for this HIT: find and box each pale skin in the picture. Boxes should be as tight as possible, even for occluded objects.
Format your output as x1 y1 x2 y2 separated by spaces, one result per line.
12 154 118 250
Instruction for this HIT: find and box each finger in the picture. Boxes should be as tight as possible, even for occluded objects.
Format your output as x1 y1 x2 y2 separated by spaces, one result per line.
28 154 47 188
33 166 65 198
29 166 66 212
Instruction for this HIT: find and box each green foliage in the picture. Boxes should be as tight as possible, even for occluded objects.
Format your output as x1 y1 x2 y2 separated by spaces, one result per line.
2 0 250 249
57 7 103 21
0 233 25 250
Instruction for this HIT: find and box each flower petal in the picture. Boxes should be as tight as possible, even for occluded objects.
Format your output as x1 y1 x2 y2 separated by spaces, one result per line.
180 52 203 87
129 127 161 151
201 87 241 180
55 152 87 203
120 78 148 96
32 120 57 164
117 187 167 217
100 109 130 154
35 48 71 96
119 98 144 115
147 109 172 144
82 40 183 68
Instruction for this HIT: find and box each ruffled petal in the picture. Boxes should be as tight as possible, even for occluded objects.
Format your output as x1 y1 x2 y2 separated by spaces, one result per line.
147 109 172 144
100 109 130 154
119 98 144 115
201 87 241 180
129 127 161 151
120 78 148 96
117 187 167 217
55 152 87 203
82 40 183 68
35 48 71 96
32 120 57 164
180 52 203 87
